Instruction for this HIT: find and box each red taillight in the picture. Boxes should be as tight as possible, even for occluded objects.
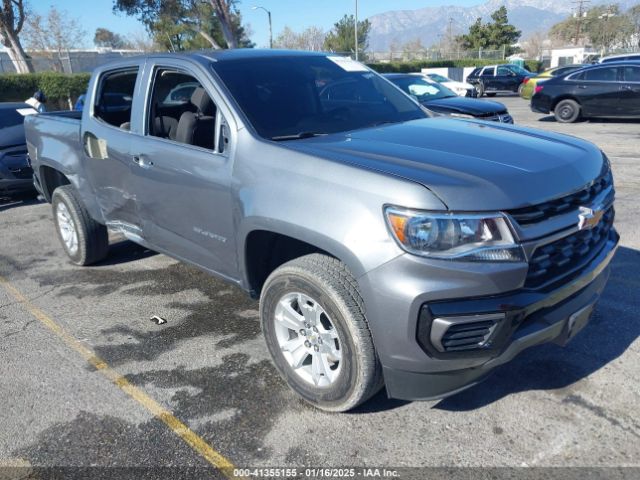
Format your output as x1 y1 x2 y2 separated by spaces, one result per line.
523 78 530 84
534 85 544 94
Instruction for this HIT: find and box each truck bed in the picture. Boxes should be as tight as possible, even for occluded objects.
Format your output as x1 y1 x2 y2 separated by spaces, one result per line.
24 110 84 198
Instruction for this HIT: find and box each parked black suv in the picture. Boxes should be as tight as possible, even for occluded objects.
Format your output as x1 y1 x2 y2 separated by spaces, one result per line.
466 64 536 97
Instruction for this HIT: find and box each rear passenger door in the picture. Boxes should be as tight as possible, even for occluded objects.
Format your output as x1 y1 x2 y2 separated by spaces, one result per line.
480 67 496 90
496 66 515 91
621 65 640 116
129 60 238 278
573 66 623 116
82 64 144 232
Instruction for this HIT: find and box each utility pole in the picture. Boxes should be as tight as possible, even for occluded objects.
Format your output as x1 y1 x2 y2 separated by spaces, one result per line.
446 17 454 58
252 5 273 48
355 0 359 61
572 0 590 45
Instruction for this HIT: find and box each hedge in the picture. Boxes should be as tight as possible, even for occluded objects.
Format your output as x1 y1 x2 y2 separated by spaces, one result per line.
367 59 544 74
0 72 90 109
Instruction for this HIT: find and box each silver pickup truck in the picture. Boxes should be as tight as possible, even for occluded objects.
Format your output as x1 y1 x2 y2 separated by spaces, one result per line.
25 50 618 412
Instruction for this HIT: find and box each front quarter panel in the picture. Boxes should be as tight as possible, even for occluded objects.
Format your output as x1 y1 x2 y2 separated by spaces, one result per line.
233 130 447 284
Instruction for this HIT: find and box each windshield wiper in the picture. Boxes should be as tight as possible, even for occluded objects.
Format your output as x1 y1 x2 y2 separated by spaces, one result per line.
271 132 328 141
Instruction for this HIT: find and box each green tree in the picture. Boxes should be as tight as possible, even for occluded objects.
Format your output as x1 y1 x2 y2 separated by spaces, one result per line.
549 4 634 50
113 0 253 49
94 28 131 48
323 14 370 55
456 6 521 55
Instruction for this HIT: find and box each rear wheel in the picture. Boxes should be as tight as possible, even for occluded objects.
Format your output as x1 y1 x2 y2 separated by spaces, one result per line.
554 99 581 123
52 185 109 265
260 254 383 412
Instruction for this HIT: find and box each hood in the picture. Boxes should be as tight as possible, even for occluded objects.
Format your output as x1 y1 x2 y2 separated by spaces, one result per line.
423 96 506 116
281 118 604 211
0 124 26 150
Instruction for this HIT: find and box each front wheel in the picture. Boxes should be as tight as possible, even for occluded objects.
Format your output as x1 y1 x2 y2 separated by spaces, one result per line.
260 254 383 412
554 99 581 123
475 82 484 97
52 185 109 265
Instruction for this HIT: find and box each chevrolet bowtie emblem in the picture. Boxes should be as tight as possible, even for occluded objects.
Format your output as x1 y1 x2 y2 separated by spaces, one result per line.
578 206 604 230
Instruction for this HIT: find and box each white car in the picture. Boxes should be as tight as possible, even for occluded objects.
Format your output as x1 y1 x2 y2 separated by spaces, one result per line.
599 53 640 63
421 73 476 97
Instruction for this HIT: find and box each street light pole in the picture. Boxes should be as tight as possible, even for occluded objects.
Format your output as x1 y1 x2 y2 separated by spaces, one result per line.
252 5 273 49
355 0 358 61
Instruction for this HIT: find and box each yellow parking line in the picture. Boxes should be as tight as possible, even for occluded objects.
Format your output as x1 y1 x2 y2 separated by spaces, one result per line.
0 275 239 479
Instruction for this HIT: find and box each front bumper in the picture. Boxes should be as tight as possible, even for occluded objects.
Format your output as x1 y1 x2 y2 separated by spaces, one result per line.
0 149 36 197
358 228 619 401
0 178 35 196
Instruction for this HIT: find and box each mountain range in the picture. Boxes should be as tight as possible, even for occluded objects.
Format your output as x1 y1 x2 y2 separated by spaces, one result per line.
367 0 639 51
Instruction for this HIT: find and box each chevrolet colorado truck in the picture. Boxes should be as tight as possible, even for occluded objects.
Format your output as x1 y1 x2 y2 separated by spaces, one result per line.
24 50 618 412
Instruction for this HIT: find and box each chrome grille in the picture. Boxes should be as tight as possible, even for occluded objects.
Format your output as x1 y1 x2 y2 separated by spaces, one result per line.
509 171 613 226
525 207 614 288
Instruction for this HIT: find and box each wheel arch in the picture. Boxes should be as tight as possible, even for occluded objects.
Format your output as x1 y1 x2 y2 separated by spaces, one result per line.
39 165 71 202
242 226 367 298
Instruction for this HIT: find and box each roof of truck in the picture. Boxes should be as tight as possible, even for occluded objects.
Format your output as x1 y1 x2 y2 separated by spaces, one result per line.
165 49 334 63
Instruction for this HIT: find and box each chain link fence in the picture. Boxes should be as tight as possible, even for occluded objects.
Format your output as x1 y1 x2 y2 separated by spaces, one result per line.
365 48 508 63
0 50 144 74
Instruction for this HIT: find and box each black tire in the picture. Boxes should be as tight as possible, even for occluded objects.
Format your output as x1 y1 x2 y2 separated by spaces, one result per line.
475 82 484 97
51 185 109 266
554 99 581 123
517 83 525 97
260 254 383 412
486 92 497 97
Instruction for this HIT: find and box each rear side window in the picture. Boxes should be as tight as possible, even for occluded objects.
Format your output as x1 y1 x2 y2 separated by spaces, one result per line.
94 68 138 129
481 67 495 76
583 67 620 82
497 66 511 75
623 66 640 83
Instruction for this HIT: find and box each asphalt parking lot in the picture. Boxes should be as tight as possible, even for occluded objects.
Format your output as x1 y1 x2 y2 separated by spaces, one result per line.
1 96 639 479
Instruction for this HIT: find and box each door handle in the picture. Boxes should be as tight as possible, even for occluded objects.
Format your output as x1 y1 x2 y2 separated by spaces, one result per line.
132 155 154 168
577 85 588 89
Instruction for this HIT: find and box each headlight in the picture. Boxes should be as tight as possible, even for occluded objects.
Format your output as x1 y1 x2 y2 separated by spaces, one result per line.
449 113 475 119
384 207 524 261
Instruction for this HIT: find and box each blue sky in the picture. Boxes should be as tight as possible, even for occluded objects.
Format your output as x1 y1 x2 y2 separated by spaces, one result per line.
28 0 482 48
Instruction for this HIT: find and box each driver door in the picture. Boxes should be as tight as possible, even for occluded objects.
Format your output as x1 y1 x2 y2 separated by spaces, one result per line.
128 61 238 278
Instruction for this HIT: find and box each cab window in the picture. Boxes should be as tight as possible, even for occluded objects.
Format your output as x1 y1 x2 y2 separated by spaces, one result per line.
94 68 138 129
481 67 495 76
146 67 224 152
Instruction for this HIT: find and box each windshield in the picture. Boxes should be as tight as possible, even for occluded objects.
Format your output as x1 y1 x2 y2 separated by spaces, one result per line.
388 76 457 102
507 65 530 75
427 73 450 83
212 55 426 140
